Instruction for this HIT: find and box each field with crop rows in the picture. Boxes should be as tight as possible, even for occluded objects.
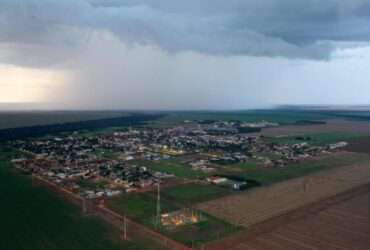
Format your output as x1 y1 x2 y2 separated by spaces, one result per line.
197 152 370 228
206 184 370 250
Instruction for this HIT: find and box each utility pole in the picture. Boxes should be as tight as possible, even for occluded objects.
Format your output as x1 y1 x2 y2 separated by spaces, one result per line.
123 216 127 240
82 198 87 214
156 182 161 227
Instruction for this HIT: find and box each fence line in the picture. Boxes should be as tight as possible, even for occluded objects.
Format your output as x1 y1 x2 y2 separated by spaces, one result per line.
32 175 191 250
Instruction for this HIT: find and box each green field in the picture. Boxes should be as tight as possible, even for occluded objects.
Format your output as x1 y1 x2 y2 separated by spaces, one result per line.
107 192 238 247
135 159 207 179
227 160 260 170
154 110 331 126
164 213 239 247
221 153 370 185
265 132 363 146
77 178 110 190
0 147 158 250
107 193 178 225
161 184 231 204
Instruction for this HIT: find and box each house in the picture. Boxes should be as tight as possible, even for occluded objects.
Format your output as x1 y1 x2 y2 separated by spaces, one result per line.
207 176 228 185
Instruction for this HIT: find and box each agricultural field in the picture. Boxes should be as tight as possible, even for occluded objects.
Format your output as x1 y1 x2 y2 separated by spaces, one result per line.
106 192 239 247
345 136 370 153
4 109 370 131
0 147 153 250
220 152 370 185
197 153 370 229
206 184 370 250
154 110 331 126
264 132 363 146
260 119 370 137
161 183 231 205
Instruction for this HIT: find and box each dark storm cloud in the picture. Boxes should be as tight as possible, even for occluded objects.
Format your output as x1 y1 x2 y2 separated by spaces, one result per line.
0 0 370 66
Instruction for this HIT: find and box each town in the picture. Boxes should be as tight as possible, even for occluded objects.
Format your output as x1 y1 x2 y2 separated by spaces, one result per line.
11 119 348 200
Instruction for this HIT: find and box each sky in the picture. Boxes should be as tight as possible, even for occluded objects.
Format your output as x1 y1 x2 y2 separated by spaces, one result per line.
0 0 370 110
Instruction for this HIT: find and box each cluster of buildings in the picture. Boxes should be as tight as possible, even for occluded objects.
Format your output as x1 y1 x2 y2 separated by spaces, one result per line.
10 119 348 198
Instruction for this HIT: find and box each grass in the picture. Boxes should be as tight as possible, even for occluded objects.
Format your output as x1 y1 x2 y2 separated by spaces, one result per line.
161 184 231 204
163 213 240 247
265 132 363 146
107 192 239 247
0 146 153 250
135 159 207 179
155 110 331 126
107 193 178 225
227 160 259 171
77 178 110 190
221 153 370 185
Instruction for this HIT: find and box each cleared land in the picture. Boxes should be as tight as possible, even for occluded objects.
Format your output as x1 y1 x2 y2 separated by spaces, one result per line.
197 152 370 228
0 148 155 250
205 184 370 250
345 136 370 153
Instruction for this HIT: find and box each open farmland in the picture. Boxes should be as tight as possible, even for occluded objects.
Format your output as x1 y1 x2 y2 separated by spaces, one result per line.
154 110 331 127
161 183 231 205
205 183 370 250
0 149 154 250
197 153 370 228
264 131 363 146
259 119 370 137
220 152 370 185
345 136 370 153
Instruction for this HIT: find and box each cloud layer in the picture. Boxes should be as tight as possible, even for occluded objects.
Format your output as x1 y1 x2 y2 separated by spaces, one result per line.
1 0 370 67
1 0 370 110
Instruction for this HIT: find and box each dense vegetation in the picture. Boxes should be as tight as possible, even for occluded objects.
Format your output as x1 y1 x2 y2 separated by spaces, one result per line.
0 111 126 129
0 113 163 141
